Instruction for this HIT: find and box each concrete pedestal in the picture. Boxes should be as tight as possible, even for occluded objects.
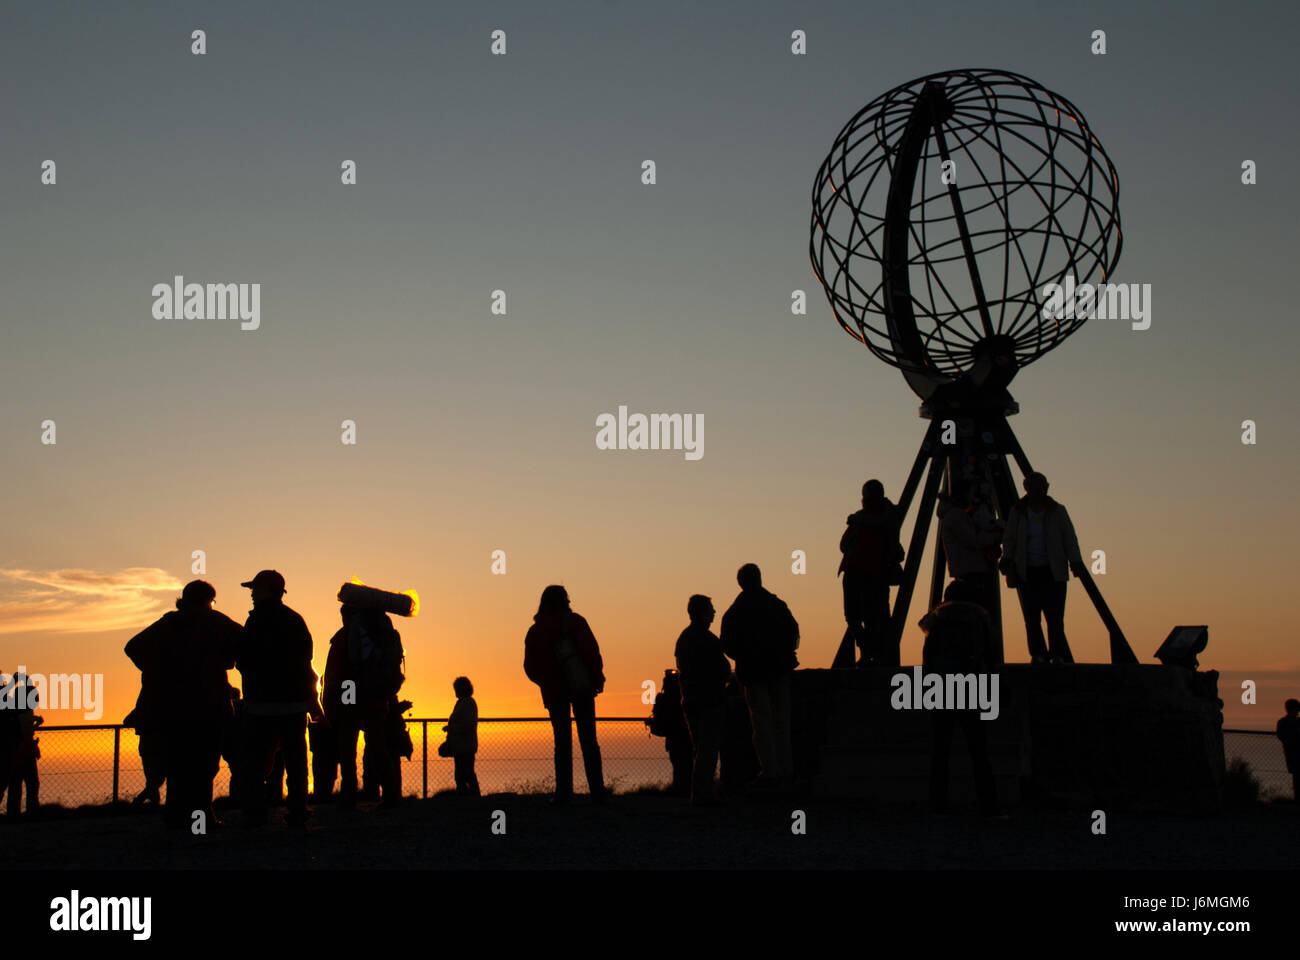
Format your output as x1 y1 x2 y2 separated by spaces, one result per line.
793 665 1224 812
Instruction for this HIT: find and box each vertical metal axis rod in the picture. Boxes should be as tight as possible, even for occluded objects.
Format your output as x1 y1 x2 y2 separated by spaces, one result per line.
931 112 997 340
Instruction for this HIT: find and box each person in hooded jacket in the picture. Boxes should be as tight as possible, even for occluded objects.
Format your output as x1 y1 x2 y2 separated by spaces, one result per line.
125 579 242 828
524 585 608 804
838 480 905 667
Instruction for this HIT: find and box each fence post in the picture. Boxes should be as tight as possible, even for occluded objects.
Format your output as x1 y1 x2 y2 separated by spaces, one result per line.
112 726 121 804
422 720 428 799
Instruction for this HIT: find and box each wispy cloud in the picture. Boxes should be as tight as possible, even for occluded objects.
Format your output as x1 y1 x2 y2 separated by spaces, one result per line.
0 567 182 635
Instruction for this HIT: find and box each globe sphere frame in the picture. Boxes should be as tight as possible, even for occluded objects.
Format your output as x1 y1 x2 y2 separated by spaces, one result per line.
810 68 1123 405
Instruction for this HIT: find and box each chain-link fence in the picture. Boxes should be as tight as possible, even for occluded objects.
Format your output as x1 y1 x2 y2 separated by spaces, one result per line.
10 719 676 811
14 723 1289 812
1223 729 1294 800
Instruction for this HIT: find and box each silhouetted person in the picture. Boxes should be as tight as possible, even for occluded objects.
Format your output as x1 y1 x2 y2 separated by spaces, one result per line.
839 480 904 667
675 595 731 805
309 717 339 801
921 581 1000 817
443 677 480 796
235 570 322 826
937 484 1002 618
125 580 241 828
0 672 14 810
648 669 691 796
524 585 608 804
721 564 799 787
1278 699 1300 803
123 690 165 806
323 603 405 809
5 671 42 817
1000 473 1085 663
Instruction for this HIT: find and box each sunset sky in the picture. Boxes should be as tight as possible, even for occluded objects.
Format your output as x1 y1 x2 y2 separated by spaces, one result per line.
2 0 1297 732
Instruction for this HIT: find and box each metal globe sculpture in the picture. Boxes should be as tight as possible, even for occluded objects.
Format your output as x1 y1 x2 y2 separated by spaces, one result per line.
809 69 1136 665
810 69 1122 406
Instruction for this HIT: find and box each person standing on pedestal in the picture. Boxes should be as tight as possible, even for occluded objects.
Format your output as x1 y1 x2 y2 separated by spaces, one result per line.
838 480 904 667
1000 473 1086 664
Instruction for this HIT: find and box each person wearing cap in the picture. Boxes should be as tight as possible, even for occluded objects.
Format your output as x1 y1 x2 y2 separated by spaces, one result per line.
125 579 243 828
235 570 322 827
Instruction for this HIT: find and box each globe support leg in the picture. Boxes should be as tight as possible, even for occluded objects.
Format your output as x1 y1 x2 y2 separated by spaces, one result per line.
994 417 1138 665
842 416 1140 667
833 420 939 667
885 445 946 662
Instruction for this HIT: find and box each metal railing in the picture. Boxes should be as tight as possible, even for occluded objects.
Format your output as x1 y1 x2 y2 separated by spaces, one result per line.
13 718 674 811
11 723 1291 812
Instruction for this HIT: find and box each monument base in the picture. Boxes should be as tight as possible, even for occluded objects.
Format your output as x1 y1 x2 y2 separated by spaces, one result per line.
792 664 1224 813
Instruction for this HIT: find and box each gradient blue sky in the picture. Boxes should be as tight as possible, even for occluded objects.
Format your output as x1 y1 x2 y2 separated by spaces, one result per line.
1 0 1296 729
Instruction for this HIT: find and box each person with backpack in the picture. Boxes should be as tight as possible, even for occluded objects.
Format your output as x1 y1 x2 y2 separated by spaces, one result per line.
920 580 1001 817
236 570 322 827
839 480 905 667
323 603 405 809
720 564 799 788
646 668 692 797
674 595 733 805
524 585 608 804
125 580 242 828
